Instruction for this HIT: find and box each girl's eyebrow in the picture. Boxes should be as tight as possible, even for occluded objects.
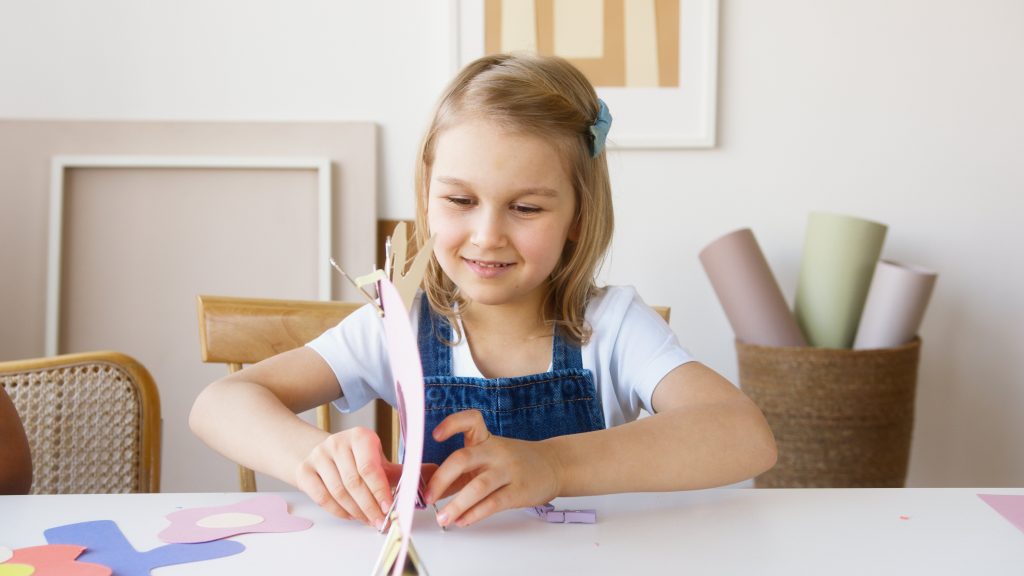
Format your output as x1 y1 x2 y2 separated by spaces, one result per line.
434 176 560 198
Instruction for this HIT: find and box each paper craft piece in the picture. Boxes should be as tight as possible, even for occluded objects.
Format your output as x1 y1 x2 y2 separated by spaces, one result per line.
794 212 887 348
374 277 427 576
45 520 244 576
1 544 111 576
157 494 312 543
0 548 11 563
370 520 429 576
388 222 436 312
853 259 937 349
0 564 33 576
699 228 807 347
978 494 1024 535
527 503 597 524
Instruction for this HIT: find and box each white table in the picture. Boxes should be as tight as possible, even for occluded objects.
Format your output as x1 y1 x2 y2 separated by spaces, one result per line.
3 488 1023 575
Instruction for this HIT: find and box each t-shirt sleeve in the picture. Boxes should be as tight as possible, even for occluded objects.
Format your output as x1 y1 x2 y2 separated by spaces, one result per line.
305 302 395 413
605 289 695 416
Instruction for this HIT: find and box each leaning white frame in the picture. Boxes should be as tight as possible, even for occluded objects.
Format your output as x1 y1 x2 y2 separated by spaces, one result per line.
451 0 719 148
45 155 333 356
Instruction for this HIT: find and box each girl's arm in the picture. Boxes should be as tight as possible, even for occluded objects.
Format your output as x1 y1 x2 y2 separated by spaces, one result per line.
0 386 33 494
189 347 398 528
424 361 777 527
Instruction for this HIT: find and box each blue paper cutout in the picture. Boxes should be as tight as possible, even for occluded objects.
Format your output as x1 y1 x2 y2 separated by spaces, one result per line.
44 520 244 576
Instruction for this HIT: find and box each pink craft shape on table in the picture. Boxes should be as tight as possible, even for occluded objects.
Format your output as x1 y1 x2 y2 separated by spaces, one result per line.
379 277 426 576
0 544 111 576
158 494 312 544
978 493 1024 535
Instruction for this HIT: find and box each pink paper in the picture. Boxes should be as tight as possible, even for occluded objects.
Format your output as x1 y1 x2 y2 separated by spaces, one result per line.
699 228 806 347
978 494 1024 534
378 278 426 576
158 494 312 543
853 259 937 349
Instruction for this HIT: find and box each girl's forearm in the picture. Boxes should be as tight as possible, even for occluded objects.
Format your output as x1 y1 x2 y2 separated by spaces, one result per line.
189 379 329 486
544 399 777 496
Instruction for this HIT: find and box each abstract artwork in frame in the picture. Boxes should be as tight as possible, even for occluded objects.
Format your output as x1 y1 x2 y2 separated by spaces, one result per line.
454 0 718 148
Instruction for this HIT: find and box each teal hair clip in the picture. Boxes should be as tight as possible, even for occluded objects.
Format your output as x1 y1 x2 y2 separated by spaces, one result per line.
589 99 613 158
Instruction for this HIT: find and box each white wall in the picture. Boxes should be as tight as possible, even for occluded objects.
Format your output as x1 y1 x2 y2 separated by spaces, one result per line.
1 0 1021 488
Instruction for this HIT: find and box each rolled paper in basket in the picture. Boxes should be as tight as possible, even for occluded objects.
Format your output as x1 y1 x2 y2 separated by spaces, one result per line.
853 260 937 349
699 228 806 347
794 212 887 348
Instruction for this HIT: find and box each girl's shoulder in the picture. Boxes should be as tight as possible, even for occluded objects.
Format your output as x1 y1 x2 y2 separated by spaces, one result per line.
586 285 641 316
586 285 664 328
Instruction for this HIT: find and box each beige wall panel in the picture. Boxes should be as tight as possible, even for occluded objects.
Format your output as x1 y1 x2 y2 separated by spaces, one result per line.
0 121 376 492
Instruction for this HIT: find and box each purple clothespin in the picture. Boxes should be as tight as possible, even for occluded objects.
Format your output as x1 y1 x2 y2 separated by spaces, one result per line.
527 503 597 524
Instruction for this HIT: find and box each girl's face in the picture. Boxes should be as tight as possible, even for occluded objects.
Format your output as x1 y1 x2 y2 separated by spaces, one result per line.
427 118 577 312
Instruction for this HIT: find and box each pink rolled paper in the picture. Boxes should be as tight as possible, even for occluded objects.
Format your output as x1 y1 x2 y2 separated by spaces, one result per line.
699 228 807 347
853 259 937 349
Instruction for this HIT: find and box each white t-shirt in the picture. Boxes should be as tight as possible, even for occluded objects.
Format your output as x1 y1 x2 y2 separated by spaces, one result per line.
306 286 695 427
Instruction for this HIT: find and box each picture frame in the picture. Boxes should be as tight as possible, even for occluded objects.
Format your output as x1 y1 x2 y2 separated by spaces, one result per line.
45 155 333 356
452 0 719 148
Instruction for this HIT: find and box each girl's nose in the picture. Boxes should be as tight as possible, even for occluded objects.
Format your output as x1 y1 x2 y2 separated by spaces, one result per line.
470 209 506 249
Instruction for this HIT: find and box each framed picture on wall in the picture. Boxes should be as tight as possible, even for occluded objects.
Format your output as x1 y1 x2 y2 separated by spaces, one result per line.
453 0 719 148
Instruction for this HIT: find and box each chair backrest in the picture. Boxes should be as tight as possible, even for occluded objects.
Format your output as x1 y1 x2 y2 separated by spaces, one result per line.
195 295 391 491
653 306 670 323
0 351 161 494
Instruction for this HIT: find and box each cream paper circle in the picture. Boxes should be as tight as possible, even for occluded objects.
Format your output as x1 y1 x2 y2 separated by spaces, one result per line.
0 546 12 563
195 512 265 529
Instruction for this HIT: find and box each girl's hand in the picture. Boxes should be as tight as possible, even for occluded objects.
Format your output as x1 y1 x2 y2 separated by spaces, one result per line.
295 426 401 528
422 410 564 528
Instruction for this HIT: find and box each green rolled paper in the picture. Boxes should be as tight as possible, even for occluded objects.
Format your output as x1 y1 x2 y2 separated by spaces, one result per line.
794 212 887 348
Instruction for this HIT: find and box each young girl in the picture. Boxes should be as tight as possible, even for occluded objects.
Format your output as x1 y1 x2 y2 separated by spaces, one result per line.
190 53 776 530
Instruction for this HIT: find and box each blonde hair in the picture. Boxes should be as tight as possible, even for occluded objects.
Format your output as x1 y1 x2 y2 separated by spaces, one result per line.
413 53 614 346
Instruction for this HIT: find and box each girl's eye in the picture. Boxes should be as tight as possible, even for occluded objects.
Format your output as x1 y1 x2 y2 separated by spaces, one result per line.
445 197 474 207
512 204 542 215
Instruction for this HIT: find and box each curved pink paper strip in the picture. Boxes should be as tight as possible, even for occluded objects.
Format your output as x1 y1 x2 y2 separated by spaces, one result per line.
378 279 425 576
158 494 312 543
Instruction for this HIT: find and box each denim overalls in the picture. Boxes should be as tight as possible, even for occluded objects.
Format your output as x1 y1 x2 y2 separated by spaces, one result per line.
417 297 607 465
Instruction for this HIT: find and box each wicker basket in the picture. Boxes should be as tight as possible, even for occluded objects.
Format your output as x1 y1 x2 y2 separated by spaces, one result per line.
737 338 920 487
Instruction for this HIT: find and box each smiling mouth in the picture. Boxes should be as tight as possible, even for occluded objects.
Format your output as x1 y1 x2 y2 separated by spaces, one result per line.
464 258 513 269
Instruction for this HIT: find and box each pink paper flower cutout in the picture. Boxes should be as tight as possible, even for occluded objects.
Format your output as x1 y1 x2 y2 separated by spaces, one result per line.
2 544 111 576
158 494 313 544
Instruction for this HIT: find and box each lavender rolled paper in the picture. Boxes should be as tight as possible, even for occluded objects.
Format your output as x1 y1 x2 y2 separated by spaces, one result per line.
699 228 807 347
853 259 937 349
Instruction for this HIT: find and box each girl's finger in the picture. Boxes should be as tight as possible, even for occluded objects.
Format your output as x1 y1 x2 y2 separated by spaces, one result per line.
432 409 491 446
424 445 481 505
296 463 351 520
448 485 512 527
435 470 507 528
350 439 393 518
331 448 380 526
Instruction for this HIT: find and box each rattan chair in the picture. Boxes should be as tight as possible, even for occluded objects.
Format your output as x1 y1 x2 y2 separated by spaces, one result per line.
0 351 162 494
196 295 397 492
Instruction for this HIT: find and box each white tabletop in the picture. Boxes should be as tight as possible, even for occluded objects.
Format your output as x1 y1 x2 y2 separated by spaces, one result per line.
3 488 1023 575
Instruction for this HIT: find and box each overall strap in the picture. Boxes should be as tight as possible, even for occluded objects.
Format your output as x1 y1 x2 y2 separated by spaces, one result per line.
551 327 584 371
417 294 452 377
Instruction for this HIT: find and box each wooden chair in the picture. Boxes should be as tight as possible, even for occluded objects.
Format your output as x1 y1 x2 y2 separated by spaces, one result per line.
0 351 161 494
196 295 397 492
653 306 671 323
